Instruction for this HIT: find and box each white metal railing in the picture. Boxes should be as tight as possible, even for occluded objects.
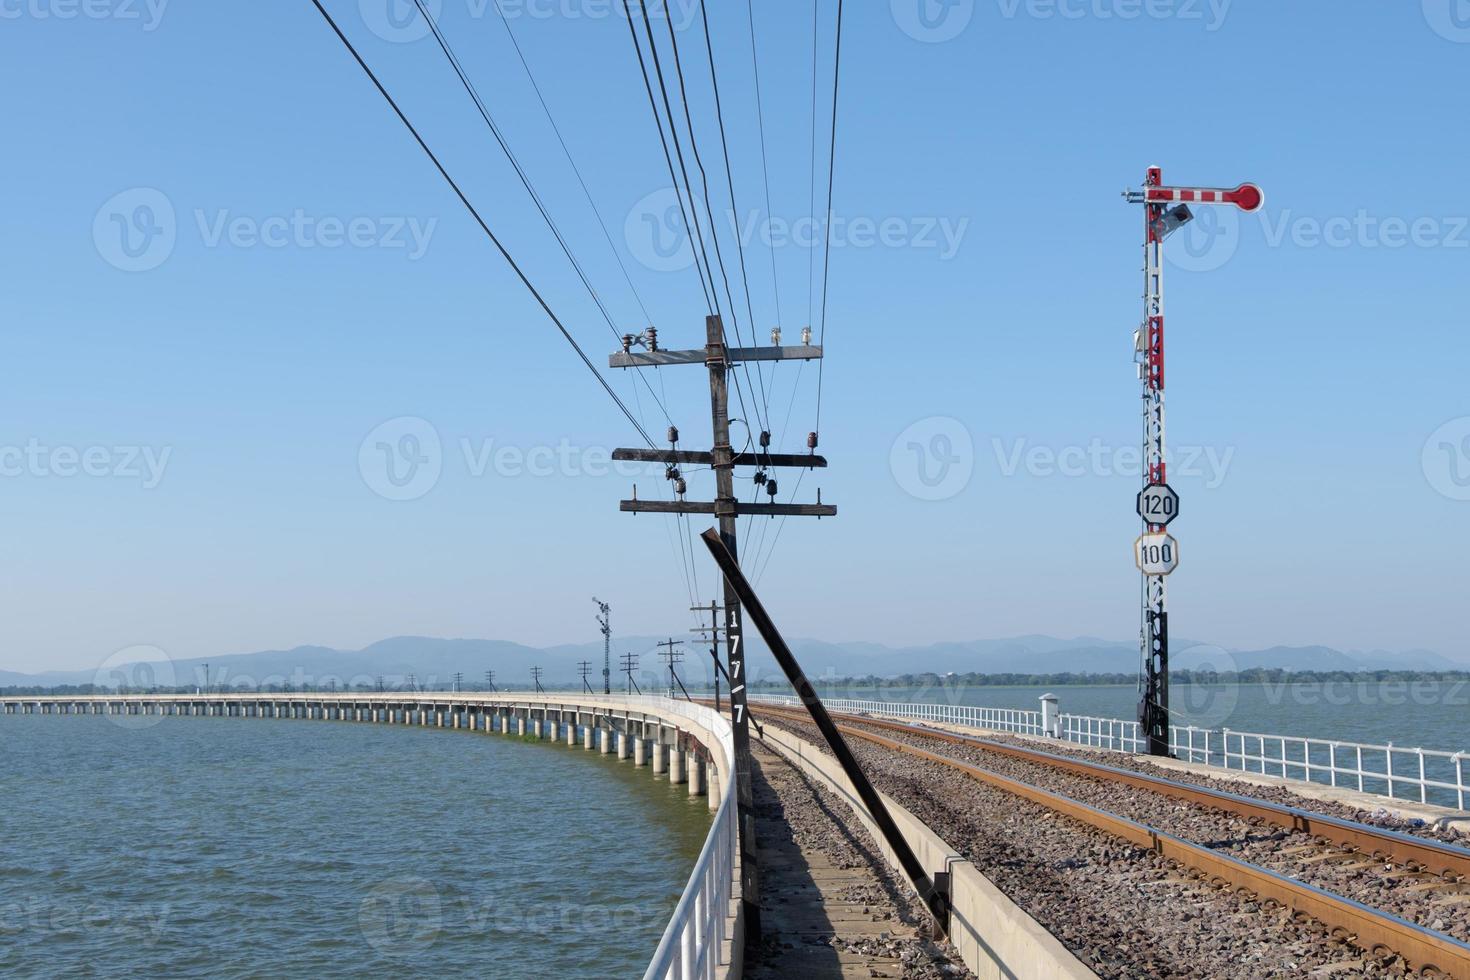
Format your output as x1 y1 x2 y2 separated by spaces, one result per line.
748 693 1468 811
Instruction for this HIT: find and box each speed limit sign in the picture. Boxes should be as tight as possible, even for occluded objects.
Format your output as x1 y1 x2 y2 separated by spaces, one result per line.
1136 482 1180 527
1134 533 1180 576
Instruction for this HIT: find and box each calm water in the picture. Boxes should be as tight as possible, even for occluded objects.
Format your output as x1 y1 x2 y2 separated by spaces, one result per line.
806 681 1470 752
0 715 710 978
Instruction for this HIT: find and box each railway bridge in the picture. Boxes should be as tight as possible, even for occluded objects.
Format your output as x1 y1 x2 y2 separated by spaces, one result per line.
4 692 1470 979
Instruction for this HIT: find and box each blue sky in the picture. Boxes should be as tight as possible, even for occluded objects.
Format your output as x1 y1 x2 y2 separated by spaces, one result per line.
1 0 1467 673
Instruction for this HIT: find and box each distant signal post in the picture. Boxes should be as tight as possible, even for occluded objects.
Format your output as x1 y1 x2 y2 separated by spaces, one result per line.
1125 168 1263 756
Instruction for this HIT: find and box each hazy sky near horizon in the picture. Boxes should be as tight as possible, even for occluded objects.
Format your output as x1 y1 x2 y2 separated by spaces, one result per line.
1 1 1467 675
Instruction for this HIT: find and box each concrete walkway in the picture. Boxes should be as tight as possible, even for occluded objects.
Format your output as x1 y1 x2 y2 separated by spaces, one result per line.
743 740 969 980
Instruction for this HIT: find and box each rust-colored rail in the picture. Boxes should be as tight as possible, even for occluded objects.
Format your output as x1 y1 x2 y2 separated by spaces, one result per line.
753 703 1470 978
785 705 1470 880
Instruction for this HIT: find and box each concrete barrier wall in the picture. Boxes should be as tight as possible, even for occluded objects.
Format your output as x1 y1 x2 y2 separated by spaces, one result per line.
759 725 1096 980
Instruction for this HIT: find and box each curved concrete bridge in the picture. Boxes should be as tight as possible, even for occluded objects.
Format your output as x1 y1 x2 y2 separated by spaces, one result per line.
1 692 742 980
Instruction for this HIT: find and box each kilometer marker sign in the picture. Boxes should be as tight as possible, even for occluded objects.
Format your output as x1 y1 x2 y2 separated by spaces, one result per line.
1134 533 1180 576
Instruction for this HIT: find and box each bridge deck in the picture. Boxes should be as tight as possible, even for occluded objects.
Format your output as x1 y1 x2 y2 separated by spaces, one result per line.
744 738 970 980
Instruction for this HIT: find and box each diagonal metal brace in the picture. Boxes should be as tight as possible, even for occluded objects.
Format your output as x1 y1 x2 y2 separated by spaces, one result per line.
698 527 952 935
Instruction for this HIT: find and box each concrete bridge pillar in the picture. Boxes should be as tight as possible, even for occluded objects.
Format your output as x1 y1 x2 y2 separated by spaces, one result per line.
583 724 594 750
532 718 543 739
670 744 686 785
617 730 631 761
634 735 647 767
565 720 576 746
687 752 705 796
514 716 524 736
652 742 668 775
707 764 719 810
599 727 612 754
546 720 558 741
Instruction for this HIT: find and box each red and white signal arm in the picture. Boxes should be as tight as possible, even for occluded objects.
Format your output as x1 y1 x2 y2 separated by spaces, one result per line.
1145 182 1264 213
1134 533 1180 576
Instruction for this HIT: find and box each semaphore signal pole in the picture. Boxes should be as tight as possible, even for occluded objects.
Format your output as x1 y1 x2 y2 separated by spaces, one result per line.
611 314 836 942
593 598 612 695
1125 168 1263 756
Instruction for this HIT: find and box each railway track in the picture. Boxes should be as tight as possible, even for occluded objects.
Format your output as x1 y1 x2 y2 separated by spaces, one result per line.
751 702 1470 978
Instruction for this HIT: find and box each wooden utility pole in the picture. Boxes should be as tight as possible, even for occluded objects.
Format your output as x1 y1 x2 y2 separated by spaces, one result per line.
620 651 641 695
578 661 595 694
691 601 729 712
611 314 836 944
530 666 544 694
657 637 687 700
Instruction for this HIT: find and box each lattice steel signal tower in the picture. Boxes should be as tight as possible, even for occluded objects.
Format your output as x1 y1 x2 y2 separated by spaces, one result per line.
1125 167 1263 755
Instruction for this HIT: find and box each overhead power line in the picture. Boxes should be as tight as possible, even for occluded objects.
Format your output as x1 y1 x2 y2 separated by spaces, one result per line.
307 0 657 450
411 0 673 428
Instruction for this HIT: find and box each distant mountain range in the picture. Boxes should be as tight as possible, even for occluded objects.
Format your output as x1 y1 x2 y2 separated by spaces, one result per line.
2 635 1465 690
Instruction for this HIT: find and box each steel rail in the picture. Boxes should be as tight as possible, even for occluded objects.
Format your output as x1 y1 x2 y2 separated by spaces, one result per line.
753 703 1470 978
782 705 1470 881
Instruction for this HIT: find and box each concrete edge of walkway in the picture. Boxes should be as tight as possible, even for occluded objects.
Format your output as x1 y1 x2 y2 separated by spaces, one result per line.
757 724 1099 980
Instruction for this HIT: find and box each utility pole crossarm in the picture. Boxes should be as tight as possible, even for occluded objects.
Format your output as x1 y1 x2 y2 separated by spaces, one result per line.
612 448 828 469
620 500 837 518
609 344 822 369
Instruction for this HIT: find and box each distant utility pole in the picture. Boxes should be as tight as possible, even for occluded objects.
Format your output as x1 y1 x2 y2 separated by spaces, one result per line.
376 675 384 694
484 670 497 693
530 667 544 694
620 652 641 696
578 661 595 695
657 638 691 702
611 315 836 933
593 597 612 695
453 672 463 694
202 662 209 696
407 673 417 694
691 601 731 712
